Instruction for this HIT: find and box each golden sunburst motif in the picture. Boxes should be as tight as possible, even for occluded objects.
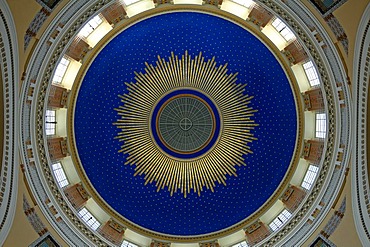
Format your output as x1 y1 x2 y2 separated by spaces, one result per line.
114 51 257 197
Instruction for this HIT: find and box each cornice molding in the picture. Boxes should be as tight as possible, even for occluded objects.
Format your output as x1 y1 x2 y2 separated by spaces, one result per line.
352 3 370 246
0 0 20 245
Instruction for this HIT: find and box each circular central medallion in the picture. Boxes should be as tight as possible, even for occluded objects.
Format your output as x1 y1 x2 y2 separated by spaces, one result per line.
179 118 192 131
157 94 215 154
151 89 221 159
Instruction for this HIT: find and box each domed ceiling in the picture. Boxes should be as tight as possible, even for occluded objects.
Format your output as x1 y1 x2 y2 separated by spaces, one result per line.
13 0 356 245
72 11 300 238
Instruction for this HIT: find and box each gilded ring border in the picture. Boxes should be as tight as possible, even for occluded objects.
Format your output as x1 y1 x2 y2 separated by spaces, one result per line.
67 5 304 242
154 93 218 156
147 86 225 163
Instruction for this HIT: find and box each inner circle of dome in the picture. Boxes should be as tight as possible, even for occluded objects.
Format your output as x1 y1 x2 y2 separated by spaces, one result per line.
158 95 214 153
151 89 220 158
73 12 298 236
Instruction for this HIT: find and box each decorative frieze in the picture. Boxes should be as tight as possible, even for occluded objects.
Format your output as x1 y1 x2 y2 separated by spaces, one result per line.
48 84 69 108
281 185 306 212
303 140 324 164
153 0 173 5
248 5 273 28
320 197 345 238
245 221 271 245
47 137 69 160
324 14 348 54
303 88 324 111
23 195 48 236
203 0 222 7
64 183 90 209
25 8 51 50
101 1 127 25
99 219 126 245
283 40 308 65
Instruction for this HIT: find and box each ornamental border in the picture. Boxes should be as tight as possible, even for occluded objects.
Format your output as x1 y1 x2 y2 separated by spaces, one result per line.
352 3 370 246
0 2 19 245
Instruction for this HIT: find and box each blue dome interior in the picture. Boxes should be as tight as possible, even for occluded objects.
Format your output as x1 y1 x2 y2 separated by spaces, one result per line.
74 12 297 236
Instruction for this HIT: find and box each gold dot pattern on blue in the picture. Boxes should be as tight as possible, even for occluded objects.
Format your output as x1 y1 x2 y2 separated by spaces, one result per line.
74 12 298 236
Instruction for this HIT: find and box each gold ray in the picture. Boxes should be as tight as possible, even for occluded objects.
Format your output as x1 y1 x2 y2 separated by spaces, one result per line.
114 52 257 197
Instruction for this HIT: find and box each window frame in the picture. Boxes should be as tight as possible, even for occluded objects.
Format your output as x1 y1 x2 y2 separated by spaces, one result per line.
269 209 292 232
78 208 101 231
315 113 327 138
51 162 69 188
45 110 56 136
271 18 296 42
52 57 70 84
303 61 321 87
78 15 103 39
301 164 319 190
